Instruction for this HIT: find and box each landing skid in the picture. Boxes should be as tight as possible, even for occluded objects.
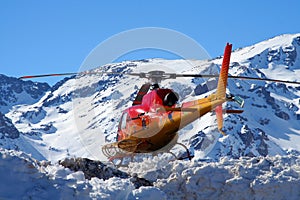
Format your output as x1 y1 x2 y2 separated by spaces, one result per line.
174 142 194 160
102 141 193 167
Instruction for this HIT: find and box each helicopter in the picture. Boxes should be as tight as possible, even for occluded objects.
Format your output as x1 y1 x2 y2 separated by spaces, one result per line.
101 43 241 164
20 43 300 166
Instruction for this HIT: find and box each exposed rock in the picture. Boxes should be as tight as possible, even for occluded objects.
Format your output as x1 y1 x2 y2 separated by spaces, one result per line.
59 157 153 189
19 107 46 124
194 79 217 95
0 112 19 139
189 131 206 150
275 110 290 120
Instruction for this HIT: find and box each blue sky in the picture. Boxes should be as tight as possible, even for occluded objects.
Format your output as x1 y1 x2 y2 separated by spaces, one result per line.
1 0 300 85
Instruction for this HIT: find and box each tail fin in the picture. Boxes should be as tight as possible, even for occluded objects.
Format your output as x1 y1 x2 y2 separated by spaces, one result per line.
215 43 232 99
215 43 232 135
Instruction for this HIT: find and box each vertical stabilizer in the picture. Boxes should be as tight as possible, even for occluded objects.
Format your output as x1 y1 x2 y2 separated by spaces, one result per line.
215 43 232 135
216 43 232 99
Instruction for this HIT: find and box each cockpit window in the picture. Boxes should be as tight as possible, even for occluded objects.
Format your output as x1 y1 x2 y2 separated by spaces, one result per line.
120 112 128 129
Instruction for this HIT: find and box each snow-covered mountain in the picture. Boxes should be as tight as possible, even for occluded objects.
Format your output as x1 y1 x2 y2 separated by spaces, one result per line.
0 74 50 114
207 33 300 159
1 33 300 199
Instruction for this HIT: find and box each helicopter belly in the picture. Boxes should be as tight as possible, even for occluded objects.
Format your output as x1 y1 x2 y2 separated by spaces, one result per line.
125 122 179 153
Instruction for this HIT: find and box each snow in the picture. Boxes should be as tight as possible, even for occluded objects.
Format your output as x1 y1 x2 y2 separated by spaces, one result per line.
230 33 300 63
0 148 163 199
129 187 167 200
152 156 300 200
1 33 300 199
261 64 300 83
2 148 300 200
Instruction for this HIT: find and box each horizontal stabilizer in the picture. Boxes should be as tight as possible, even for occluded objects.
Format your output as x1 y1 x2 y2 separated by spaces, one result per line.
157 107 197 112
233 96 244 108
226 94 244 108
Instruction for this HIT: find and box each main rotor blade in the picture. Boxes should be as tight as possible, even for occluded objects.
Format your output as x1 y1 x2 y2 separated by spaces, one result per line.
19 72 79 79
175 74 219 78
18 71 130 79
175 74 300 85
19 70 300 85
227 75 300 85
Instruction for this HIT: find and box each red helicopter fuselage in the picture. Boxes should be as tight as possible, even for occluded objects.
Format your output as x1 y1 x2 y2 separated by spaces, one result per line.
115 86 226 154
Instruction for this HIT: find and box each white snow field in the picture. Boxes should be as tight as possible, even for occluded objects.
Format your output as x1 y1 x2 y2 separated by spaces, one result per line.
1 149 300 199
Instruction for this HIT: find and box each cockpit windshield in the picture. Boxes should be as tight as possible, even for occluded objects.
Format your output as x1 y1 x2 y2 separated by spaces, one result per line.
120 112 128 130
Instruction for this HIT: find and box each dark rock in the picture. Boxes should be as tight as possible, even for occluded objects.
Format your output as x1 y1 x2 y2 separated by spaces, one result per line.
42 93 72 107
275 111 290 120
20 107 46 124
238 125 253 147
51 76 74 92
257 139 268 157
258 118 270 125
284 46 297 66
59 157 153 189
276 83 288 94
57 107 68 114
255 129 269 156
34 123 57 134
268 49 281 62
194 79 217 95
0 112 20 139
189 131 206 150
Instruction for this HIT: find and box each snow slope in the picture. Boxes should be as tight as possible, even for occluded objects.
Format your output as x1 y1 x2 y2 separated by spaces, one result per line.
0 149 150 200
1 33 300 199
1 148 300 199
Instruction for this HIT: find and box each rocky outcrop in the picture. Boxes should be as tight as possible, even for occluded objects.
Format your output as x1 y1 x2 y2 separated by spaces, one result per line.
59 157 153 189
0 112 19 139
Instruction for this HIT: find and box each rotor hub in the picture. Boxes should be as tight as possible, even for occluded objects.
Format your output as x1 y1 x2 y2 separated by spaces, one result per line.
135 70 176 84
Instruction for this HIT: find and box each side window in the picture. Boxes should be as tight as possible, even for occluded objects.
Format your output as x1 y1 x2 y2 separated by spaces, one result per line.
120 112 128 129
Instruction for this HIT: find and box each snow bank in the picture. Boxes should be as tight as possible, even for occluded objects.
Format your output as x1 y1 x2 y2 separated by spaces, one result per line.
0 149 164 200
0 149 69 199
124 155 300 200
1 149 300 199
